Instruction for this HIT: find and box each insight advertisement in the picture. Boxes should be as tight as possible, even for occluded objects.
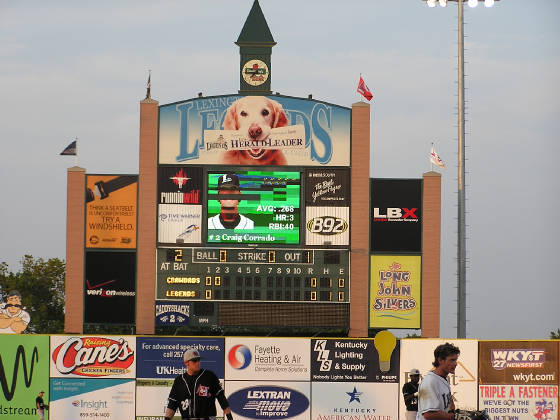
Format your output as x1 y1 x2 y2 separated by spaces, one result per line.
50 335 136 379
225 338 310 381
311 382 399 420
399 339 479 418
0 335 50 420
158 94 351 166
369 255 421 329
305 207 349 246
478 384 558 419
479 341 558 385
85 174 137 249
84 251 136 324
310 339 399 383
49 378 135 420
226 381 310 420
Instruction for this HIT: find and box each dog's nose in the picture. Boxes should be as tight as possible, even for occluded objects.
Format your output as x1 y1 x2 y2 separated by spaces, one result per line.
249 125 262 139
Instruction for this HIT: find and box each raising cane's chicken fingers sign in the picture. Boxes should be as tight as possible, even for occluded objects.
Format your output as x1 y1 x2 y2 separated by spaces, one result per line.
50 336 136 378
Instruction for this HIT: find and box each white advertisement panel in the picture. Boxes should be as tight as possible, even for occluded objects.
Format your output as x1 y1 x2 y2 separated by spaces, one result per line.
311 382 399 420
49 378 135 420
226 380 310 420
305 207 349 246
479 384 558 420
50 335 136 379
136 379 174 420
158 204 202 245
225 338 310 381
399 339 478 418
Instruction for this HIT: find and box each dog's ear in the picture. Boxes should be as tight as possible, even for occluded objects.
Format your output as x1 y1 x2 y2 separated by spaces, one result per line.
271 100 289 128
222 102 239 130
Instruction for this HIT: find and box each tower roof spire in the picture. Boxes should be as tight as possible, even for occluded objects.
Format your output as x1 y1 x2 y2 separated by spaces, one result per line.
236 0 276 46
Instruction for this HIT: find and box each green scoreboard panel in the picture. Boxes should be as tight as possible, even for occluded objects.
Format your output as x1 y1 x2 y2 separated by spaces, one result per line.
157 247 349 303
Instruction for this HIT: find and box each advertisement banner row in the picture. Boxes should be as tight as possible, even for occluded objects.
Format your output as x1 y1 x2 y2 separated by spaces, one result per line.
1 336 558 420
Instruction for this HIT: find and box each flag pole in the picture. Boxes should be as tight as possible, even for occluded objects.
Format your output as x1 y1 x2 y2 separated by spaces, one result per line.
359 73 363 102
430 142 434 171
75 137 78 167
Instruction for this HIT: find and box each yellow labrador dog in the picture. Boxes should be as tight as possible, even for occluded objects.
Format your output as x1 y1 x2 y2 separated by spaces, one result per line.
221 96 289 165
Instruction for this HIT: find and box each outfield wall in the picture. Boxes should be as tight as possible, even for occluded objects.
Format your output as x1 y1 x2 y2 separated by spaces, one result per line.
1 336 558 420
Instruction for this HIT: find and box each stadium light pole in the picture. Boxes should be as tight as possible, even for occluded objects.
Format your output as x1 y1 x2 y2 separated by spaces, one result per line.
424 0 498 338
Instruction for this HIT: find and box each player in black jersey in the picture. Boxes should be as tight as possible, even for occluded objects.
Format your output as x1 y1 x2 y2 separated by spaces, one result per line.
165 349 233 420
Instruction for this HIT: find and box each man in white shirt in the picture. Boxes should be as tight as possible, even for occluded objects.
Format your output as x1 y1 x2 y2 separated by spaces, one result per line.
416 342 459 420
208 173 254 230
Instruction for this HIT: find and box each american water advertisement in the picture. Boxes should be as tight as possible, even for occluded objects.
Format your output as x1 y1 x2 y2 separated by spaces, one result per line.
311 382 399 420
159 95 351 166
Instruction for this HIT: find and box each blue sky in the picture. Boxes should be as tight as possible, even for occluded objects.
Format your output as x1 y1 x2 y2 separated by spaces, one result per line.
1 0 558 339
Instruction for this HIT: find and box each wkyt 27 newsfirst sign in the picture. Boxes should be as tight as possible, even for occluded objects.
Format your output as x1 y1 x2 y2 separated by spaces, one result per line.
158 95 350 166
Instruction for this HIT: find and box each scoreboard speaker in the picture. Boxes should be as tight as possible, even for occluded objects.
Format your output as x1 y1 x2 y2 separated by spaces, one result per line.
218 303 349 328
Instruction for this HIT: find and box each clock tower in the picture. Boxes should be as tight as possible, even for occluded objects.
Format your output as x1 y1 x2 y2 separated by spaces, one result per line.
236 0 276 95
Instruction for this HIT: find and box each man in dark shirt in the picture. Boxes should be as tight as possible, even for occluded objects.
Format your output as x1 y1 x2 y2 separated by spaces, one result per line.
35 390 47 420
402 368 421 420
165 349 233 420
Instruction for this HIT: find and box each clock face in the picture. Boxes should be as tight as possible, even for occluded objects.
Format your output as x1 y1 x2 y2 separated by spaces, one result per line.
242 59 269 86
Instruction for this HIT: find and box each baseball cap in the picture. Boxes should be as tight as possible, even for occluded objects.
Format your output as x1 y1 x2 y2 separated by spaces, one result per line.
217 173 240 190
410 368 420 375
39 390 45 393
183 349 202 362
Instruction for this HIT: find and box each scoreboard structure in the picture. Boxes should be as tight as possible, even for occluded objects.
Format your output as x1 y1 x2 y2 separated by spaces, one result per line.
152 88 354 331
64 1 441 337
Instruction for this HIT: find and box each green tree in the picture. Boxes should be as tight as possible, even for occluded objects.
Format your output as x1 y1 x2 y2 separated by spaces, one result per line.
550 329 560 339
1 255 65 334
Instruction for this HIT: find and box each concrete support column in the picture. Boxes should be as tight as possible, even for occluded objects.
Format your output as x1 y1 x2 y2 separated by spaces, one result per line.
421 171 442 337
349 102 370 337
136 98 159 334
64 166 85 333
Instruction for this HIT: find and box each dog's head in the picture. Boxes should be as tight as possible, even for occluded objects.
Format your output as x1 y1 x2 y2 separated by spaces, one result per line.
222 96 288 159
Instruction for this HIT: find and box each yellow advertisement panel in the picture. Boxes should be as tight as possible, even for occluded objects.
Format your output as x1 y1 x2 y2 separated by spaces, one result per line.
85 175 137 248
369 255 421 328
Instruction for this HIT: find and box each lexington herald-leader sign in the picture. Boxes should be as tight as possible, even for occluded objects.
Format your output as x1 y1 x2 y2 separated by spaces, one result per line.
371 179 422 253
158 94 351 166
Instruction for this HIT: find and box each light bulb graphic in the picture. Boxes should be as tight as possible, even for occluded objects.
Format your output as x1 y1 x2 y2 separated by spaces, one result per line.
373 330 396 372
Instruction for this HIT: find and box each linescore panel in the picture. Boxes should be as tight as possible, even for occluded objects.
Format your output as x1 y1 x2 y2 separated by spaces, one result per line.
156 247 349 303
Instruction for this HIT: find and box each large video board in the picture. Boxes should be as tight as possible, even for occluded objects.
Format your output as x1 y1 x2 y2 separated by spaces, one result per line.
207 170 300 244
